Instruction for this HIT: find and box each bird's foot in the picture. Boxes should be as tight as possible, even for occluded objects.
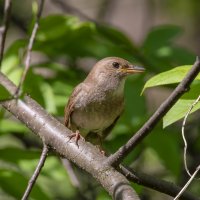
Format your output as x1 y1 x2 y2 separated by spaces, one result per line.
100 149 106 156
96 145 106 156
68 130 84 147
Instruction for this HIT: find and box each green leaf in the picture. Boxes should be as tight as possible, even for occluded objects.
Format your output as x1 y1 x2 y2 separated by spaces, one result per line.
40 83 56 114
0 119 28 134
36 15 79 41
163 98 200 128
0 169 50 200
0 147 40 163
168 47 195 65
124 76 146 126
4 39 26 58
142 65 200 92
34 15 98 57
143 66 200 127
142 25 182 53
145 128 181 176
182 82 200 99
96 24 138 58
32 156 76 199
0 85 10 100
23 69 45 106
1 39 26 85
34 14 139 60
1 55 23 86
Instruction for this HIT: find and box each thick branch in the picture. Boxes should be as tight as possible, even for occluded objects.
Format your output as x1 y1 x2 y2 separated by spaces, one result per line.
0 72 139 200
107 57 200 166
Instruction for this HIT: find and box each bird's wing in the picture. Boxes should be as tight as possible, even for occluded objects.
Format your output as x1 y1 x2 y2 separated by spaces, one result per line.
64 83 83 128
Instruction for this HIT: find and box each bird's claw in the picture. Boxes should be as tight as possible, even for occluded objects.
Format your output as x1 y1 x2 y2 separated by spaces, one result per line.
67 130 84 147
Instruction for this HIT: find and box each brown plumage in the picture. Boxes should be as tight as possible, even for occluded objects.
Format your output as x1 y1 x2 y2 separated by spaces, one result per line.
64 57 145 145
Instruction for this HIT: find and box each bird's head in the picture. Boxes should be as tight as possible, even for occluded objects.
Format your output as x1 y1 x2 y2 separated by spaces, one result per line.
87 57 145 83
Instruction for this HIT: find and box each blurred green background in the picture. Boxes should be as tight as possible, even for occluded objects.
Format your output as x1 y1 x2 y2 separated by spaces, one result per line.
0 0 200 199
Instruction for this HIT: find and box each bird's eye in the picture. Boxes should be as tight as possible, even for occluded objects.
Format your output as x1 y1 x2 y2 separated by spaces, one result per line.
112 62 120 69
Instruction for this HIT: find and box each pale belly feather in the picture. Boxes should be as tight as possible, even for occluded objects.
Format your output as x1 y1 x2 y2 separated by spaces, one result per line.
71 96 124 137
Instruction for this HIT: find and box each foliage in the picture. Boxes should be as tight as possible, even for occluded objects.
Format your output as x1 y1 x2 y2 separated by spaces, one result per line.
143 66 200 127
0 12 199 200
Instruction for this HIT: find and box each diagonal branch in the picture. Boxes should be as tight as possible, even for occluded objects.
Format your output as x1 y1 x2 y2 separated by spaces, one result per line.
107 57 200 166
120 165 200 200
0 71 139 200
174 164 200 200
0 0 12 69
15 0 45 96
22 143 49 200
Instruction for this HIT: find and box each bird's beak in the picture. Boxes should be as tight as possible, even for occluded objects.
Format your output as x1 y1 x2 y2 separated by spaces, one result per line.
121 65 145 74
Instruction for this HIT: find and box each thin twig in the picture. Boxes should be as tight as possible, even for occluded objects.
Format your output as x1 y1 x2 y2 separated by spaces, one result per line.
0 0 12 69
22 143 49 200
15 0 45 97
120 165 199 200
107 56 200 166
174 165 200 200
182 94 200 176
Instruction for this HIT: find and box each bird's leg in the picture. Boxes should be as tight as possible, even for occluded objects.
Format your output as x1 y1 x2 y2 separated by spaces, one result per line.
97 135 105 155
68 130 85 147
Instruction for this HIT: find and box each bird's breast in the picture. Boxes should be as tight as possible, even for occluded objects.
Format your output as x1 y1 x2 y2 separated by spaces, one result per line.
71 93 124 136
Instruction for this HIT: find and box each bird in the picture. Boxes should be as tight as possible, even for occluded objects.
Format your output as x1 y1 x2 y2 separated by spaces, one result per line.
64 57 145 146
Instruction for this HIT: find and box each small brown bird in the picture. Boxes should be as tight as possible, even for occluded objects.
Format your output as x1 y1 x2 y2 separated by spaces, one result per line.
64 57 145 145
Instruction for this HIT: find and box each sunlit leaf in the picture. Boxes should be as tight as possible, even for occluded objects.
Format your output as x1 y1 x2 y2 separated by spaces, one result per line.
40 83 56 114
142 65 200 92
163 98 200 128
1 39 26 85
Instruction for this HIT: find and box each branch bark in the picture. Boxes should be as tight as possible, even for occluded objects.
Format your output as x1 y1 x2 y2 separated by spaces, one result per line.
0 71 139 200
107 57 200 166
120 165 200 200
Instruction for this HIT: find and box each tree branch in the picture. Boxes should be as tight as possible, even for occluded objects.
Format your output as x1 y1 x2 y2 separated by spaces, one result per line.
107 56 200 166
182 94 200 176
22 143 49 200
0 0 12 69
174 164 200 200
15 0 45 96
120 165 200 200
0 71 139 200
